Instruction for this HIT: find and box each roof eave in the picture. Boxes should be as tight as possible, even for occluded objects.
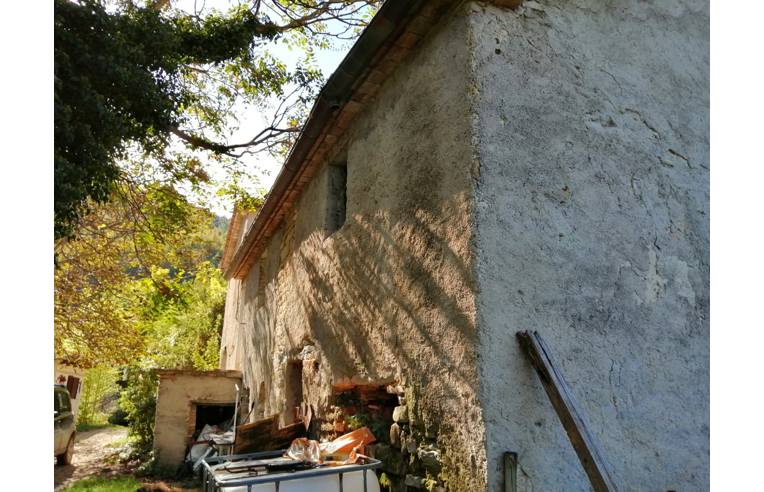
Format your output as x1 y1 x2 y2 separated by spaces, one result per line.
223 0 523 279
223 0 439 279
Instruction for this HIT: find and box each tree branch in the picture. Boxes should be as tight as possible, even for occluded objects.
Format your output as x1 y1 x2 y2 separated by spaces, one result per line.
170 125 301 155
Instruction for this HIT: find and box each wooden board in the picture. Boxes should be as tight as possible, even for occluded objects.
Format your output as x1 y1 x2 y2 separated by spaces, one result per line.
233 415 306 454
516 330 619 492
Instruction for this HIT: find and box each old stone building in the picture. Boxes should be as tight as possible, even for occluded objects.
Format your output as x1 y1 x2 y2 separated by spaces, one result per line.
219 0 709 490
153 370 242 467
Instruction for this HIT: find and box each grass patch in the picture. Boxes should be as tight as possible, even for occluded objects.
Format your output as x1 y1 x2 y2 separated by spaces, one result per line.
60 476 141 492
106 436 130 448
76 422 124 432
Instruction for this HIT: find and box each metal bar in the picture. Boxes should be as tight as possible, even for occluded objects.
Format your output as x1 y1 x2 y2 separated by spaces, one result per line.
339 472 344 492
207 449 284 463
232 383 240 454
363 469 368 492
504 452 517 492
203 454 382 487
516 330 619 492
213 466 381 487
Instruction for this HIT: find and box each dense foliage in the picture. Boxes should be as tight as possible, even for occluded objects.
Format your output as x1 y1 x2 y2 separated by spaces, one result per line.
119 367 159 451
135 263 226 370
55 183 228 447
54 182 225 367
55 0 272 239
118 266 226 450
54 0 377 240
77 366 119 427
54 0 380 457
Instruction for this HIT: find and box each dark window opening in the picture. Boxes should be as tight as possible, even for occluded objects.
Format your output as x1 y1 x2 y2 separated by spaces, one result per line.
257 256 268 299
66 376 81 400
327 164 347 235
56 391 72 413
194 403 235 436
284 361 304 424
328 384 399 443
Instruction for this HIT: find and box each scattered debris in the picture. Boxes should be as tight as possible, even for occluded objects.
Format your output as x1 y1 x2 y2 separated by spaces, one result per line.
233 415 306 454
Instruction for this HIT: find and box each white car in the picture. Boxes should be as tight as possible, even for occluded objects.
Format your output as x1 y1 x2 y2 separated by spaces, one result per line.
54 385 76 465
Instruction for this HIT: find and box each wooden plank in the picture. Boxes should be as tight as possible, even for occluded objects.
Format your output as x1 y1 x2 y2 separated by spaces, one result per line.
503 452 518 492
233 415 306 454
516 330 619 492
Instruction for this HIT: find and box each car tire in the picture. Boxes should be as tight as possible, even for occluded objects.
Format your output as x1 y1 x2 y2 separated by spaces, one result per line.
56 435 75 465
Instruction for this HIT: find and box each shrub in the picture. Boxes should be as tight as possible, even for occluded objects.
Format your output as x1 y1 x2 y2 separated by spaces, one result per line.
108 407 129 426
119 366 159 453
78 366 118 426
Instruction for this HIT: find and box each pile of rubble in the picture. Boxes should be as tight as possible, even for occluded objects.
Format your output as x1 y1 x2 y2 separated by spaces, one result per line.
369 385 447 492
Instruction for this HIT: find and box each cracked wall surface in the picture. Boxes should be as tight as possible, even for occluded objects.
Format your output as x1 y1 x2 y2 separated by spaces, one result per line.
470 1 709 490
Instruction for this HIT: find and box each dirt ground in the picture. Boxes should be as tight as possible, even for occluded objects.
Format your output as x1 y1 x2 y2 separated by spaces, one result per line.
54 426 200 492
54 426 129 490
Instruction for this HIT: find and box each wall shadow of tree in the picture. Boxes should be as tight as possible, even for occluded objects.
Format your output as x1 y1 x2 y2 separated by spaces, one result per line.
277 193 486 484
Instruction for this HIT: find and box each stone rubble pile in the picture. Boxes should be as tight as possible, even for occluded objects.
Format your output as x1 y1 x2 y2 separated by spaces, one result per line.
366 385 448 492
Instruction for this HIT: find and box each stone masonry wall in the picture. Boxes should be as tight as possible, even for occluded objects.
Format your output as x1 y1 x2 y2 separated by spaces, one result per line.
220 5 488 490
470 1 709 490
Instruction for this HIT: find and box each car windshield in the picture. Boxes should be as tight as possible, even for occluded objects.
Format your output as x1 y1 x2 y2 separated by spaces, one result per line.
55 390 71 413
54 390 61 413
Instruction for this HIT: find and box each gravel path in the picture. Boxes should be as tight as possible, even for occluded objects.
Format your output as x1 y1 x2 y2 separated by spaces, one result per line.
54 426 128 491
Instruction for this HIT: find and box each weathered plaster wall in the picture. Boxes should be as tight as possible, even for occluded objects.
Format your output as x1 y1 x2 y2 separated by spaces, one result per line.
54 362 85 417
153 372 241 467
220 278 244 370
470 1 709 490
221 6 488 490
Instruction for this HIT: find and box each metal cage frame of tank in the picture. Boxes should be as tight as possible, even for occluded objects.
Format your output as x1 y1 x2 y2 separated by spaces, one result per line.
200 449 383 492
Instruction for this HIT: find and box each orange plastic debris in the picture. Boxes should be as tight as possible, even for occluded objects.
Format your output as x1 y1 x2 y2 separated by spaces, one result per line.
283 427 376 465
320 427 376 456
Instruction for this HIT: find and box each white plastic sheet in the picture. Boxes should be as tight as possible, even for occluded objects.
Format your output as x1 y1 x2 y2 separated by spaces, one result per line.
188 424 217 462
